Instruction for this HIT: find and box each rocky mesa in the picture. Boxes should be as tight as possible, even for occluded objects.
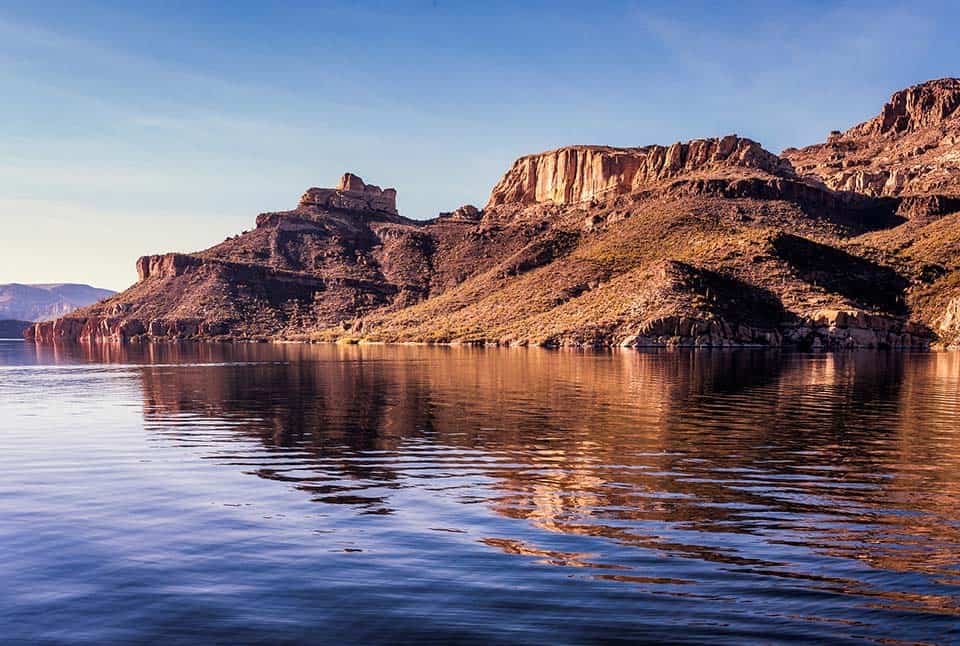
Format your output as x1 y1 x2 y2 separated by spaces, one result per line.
27 79 960 349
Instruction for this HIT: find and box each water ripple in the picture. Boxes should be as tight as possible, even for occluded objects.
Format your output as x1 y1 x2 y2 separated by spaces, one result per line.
1 342 959 643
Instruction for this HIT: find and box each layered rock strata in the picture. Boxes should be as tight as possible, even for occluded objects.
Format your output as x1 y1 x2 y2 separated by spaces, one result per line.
486 136 793 208
299 173 398 215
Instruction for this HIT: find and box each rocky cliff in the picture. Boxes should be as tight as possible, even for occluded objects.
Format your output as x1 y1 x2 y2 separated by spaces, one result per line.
848 78 960 138
783 78 960 199
28 79 960 349
486 136 793 208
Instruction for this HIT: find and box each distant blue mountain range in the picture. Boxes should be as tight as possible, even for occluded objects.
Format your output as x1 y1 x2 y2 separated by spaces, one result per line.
0 283 115 322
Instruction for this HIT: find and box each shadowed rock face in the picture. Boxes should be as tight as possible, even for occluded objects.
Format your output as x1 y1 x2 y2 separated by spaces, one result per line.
769 234 909 314
26 79 960 348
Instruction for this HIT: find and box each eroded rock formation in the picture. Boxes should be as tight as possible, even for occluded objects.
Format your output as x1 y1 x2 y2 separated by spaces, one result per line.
783 78 960 199
300 173 398 215
438 205 481 221
486 136 793 208
849 78 960 138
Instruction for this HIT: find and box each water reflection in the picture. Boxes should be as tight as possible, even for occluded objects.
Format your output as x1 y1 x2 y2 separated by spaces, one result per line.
10 342 960 639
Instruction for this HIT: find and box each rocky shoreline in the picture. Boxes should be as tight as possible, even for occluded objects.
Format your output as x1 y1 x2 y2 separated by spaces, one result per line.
26 308 934 350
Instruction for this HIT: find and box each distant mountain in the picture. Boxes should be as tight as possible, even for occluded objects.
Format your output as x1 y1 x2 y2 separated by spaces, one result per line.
0 283 115 322
0 320 32 338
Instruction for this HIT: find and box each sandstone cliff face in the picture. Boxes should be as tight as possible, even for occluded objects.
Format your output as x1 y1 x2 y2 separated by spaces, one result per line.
486 136 793 208
783 79 960 199
136 253 202 282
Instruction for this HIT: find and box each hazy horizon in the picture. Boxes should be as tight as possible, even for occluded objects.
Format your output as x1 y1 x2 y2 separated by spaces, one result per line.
3 0 959 290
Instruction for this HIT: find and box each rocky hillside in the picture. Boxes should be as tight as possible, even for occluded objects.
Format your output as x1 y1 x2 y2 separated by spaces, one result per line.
1 283 115 322
27 79 960 348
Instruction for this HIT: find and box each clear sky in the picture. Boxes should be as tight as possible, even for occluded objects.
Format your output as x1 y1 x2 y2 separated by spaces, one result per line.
1 1 958 290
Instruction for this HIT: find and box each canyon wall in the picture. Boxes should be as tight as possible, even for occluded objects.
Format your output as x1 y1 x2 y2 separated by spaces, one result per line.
486 136 792 208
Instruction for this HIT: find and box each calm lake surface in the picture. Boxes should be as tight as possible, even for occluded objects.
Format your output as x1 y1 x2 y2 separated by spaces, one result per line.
2 341 960 644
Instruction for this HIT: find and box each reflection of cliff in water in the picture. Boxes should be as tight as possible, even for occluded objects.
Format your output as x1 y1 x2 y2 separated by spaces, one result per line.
59 342 960 612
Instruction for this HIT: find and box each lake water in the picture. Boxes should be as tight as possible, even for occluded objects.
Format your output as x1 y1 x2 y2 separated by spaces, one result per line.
1 340 959 644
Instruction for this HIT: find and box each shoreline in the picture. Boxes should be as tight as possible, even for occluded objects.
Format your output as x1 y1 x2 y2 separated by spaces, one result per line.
21 336 953 351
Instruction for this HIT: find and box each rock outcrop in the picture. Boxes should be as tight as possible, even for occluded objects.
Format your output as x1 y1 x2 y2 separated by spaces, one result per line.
136 253 202 282
617 311 926 350
437 205 481 221
783 78 960 200
299 173 398 215
486 136 793 208
938 296 960 346
848 78 960 138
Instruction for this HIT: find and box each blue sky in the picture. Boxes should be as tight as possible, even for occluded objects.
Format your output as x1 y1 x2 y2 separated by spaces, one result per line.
1 0 958 290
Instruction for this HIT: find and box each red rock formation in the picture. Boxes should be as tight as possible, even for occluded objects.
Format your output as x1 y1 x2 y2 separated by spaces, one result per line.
783 78 960 198
848 78 960 138
486 136 793 207
437 205 481 221
300 173 398 214
136 253 203 282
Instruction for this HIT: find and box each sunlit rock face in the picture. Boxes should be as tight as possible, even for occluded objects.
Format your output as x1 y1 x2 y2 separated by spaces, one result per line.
299 173 398 215
485 136 793 207
850 78 960 137
783 78 960 198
